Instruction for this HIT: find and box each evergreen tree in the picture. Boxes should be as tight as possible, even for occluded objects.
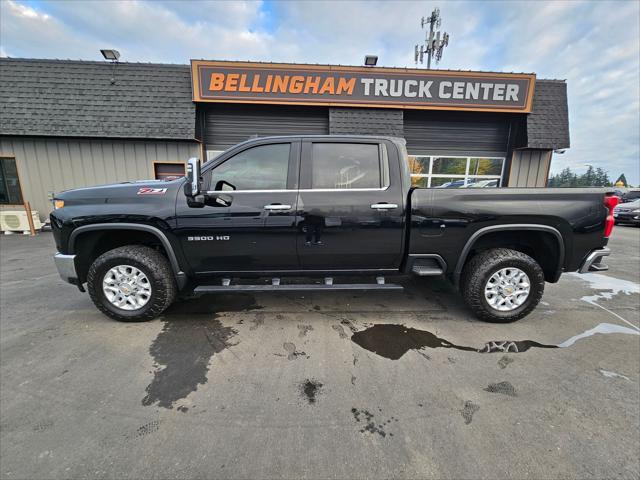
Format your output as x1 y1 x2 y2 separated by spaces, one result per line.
581 165 595 186
595 167 611 187
547 166 618 187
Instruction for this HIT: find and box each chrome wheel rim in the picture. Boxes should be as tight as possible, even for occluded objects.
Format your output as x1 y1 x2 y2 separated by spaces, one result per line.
484 267 530 312
102 265 152 311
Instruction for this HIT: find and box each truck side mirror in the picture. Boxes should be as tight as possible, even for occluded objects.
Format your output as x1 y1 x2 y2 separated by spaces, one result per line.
184 157 205 207
185 157 201 197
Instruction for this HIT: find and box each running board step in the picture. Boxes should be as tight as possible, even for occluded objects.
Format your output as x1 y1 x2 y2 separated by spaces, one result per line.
411 265 444 276
194 283 403 293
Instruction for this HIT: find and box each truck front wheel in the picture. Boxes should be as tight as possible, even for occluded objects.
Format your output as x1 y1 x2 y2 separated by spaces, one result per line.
461 248 545 322
86 245 176 322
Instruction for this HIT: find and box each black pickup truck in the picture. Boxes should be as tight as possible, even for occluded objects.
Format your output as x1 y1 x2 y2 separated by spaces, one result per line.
51 135 617 323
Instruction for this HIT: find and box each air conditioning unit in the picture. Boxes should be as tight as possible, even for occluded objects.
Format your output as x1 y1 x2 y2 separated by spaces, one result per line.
0 211 43 233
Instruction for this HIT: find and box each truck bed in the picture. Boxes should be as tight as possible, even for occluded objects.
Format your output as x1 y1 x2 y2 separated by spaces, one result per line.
408 187 611 280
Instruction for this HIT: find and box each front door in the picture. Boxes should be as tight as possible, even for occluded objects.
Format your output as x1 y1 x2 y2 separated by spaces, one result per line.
296 139 405 270
176 140 300 274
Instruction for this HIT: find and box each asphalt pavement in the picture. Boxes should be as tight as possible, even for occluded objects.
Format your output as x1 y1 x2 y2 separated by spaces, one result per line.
1 226 638 479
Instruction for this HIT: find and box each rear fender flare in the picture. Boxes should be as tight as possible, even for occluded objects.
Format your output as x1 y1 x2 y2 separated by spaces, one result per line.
453 224 565 286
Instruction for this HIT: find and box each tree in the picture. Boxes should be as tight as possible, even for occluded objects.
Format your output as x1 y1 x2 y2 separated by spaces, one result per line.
580 165 595 187
595 168 611 187
547 166 617 187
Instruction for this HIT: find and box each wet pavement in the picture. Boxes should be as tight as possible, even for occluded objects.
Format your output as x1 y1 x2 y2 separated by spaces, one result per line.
1 227 639 479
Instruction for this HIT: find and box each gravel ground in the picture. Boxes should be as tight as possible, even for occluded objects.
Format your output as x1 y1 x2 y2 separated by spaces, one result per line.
1 226 638 479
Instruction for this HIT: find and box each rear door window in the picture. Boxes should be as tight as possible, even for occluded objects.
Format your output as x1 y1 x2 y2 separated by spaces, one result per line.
309 143 386 189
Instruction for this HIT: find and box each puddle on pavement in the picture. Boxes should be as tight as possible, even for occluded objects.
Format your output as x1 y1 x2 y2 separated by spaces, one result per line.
350 324 477 360
142 294 261 409
567 272 639 304
351 408 396 437
557 322 640 347
598 369 631 382
351 322 640 360
300 379 323 404
567 272 640 328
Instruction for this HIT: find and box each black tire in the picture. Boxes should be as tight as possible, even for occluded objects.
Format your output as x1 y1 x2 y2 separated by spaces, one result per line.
461 248 544 323
87 245 176 322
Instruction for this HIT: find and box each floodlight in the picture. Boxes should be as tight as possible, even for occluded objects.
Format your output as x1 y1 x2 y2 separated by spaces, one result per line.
100 49 120 61
364 55 378 67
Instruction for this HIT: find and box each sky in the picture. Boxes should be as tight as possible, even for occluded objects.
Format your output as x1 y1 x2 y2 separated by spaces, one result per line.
1 0 639 184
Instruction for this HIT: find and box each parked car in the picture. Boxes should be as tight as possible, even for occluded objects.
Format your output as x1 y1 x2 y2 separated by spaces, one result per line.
51 135 617 323
614 199 640 226
621 189 640 203
466 179 499 188
435 179 467 188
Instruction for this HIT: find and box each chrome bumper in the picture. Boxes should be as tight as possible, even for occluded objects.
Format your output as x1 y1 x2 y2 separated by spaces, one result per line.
54 253 78 284
579 247 610 273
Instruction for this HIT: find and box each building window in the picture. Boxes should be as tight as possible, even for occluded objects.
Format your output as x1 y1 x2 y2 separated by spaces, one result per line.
0 157 23 205
154 162 185 181
409 155 504 188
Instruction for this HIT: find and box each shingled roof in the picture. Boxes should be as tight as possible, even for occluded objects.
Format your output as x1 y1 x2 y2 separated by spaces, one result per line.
0 58 195 140
526 79 570 150
0 58 569 149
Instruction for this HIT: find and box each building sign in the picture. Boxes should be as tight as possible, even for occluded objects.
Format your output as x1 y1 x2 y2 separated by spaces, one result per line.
191 60 535 113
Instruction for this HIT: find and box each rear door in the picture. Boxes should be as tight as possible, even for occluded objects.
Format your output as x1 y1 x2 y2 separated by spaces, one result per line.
175 140 300 274
296 139 405 270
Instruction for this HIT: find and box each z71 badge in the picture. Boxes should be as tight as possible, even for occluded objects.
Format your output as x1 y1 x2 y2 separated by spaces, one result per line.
137 187 168 195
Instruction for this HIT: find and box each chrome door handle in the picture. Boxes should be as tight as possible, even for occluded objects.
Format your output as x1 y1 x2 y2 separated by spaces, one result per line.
370 203 398 210
264 204 292 211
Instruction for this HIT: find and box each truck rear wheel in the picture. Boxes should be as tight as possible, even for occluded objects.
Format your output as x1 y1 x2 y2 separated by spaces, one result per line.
461 248 544 323
87 245 176 322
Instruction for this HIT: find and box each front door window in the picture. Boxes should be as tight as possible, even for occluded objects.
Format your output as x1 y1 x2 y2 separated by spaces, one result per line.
209 143 291 191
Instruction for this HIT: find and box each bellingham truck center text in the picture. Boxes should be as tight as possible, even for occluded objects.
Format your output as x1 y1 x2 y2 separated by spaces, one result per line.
207 73 521 101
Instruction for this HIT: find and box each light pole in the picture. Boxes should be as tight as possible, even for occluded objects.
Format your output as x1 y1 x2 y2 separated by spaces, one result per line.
100 49 120 85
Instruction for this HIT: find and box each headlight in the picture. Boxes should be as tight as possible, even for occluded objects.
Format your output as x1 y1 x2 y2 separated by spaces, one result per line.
53 199 65 209
632 209 640 214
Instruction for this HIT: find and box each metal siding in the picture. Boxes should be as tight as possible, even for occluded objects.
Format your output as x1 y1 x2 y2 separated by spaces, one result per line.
529 151 542 187
46 140 64 194
0 136 198 221
508 149 551 187
133 143 146 180
404 111 509 156
203 104 329 149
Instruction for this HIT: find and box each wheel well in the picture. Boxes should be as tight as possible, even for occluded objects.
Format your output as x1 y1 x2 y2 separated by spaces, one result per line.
462 230 561 282
73 229 170 283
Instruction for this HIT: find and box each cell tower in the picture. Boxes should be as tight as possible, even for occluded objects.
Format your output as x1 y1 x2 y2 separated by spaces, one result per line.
415 8 450 69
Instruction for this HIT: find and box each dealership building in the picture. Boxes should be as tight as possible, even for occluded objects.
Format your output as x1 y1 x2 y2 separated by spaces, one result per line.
0 57 569 221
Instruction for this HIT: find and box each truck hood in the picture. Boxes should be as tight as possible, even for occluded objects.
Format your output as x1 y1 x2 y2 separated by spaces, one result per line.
55 180 182 203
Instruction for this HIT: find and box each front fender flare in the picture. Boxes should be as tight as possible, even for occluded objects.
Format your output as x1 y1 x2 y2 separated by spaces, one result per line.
68 223 187 289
